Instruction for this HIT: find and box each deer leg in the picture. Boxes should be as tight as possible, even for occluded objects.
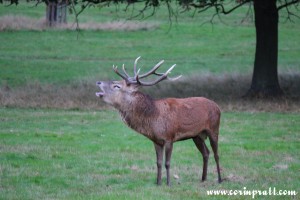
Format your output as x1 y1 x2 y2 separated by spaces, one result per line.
154 143 163 185
209 135 222 183
193 136 210 182
165 142 173 186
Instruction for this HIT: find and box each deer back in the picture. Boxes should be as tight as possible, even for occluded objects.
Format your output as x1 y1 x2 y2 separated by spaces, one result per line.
152 97 221 142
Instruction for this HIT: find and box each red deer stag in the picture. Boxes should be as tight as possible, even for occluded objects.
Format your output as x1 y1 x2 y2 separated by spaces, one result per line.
96 57 222 186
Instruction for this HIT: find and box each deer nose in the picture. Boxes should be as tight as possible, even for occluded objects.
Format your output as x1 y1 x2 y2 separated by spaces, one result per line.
96 81 102 86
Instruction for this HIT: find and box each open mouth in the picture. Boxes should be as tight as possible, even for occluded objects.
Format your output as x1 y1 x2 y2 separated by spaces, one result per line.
95 91 104 97
96 81 105 98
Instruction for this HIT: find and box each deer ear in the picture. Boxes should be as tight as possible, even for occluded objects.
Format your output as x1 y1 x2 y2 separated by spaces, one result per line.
127 83 140 92
123 80 139 91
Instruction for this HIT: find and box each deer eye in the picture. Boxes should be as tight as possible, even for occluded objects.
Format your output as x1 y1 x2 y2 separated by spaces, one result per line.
113 84 121 89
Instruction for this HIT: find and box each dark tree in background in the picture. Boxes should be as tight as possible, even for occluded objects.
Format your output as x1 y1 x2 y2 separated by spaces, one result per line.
2 0 299 98
250 0 282 97
2 0 68 26
45 0 68 26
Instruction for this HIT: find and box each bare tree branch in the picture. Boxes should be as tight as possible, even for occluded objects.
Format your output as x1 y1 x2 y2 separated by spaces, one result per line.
277 0 299 11
200 11 218 27
190 0 252 15
240 2 253 24
217 0 252 15
70 0 90 31
30 0 43 7
278 0 300 23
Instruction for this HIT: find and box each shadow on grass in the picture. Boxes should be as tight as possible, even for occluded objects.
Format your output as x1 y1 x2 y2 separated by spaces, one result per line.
1 72 299 112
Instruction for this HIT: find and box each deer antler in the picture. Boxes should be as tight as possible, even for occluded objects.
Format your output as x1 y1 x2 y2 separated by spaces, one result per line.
113 57 182 86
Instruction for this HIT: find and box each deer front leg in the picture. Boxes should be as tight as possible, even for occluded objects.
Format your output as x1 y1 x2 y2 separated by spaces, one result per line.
165 142 173 186
154 143 163 185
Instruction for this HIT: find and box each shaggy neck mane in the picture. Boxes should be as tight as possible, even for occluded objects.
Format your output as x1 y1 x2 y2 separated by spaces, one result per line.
118 91 157 134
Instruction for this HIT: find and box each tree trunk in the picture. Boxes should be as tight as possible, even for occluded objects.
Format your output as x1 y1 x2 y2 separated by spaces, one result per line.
246 0 283 98
46 1 67 27
46 2 57 27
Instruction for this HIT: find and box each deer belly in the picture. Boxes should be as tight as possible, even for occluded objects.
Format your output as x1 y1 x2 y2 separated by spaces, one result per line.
173 131 199 142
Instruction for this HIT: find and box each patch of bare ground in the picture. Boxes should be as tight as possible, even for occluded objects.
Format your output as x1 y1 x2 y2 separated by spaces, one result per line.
272 164 288 170
0 15 159 31
1 72 299 112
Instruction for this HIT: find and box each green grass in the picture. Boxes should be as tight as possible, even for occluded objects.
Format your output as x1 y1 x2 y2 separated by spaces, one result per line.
0 27 255 87
0 108 299 199
0 2 299 87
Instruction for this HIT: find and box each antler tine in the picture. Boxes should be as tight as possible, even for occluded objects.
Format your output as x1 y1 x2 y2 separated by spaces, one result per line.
122 64 130 78
134 68 141 79
139 60 165 79
133 56 141 77
168 75 182 81
167 65 183 81
165 64 182 80
113 65 129 81
138 64 181 86
165 64 176 74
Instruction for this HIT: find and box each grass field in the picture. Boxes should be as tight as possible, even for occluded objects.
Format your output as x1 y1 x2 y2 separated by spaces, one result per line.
0 108 299 199
0 1 299 199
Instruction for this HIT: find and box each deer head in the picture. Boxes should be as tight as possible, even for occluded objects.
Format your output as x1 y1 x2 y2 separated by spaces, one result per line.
96 57 181 107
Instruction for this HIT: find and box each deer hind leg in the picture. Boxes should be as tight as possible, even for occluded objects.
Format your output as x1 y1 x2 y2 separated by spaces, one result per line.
154 143 163 185
208 134 222 183
165 142 173 186
193 136 210 181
